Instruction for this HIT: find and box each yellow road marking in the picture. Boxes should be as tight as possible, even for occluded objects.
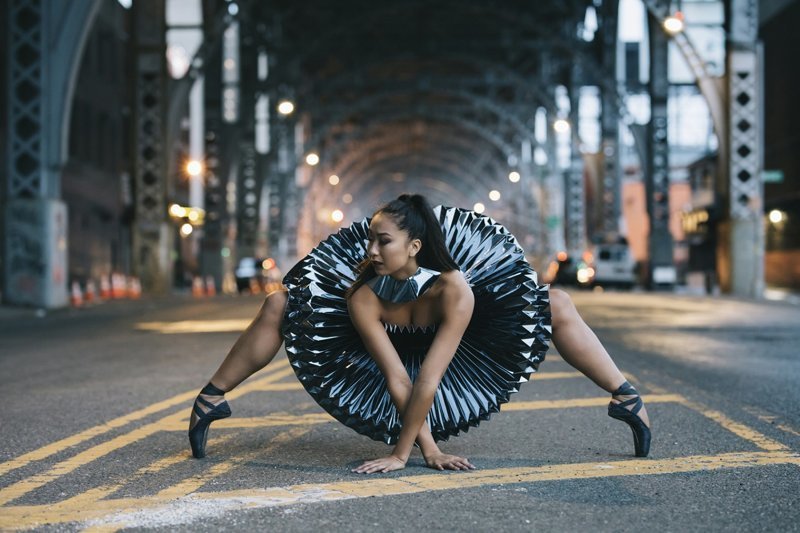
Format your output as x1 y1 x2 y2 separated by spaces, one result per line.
155 427 311 500
135 319 253 333
2 450 797 530
503 393 683 411
777 424 800 438
0 363 295 506
0 358 290 479
680 400 790 452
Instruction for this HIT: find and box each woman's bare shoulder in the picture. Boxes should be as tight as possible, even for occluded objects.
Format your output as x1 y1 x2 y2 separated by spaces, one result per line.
348 283 381 314
437 270 474 304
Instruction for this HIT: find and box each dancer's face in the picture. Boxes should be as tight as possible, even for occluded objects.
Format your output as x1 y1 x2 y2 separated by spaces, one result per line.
367 212 421 279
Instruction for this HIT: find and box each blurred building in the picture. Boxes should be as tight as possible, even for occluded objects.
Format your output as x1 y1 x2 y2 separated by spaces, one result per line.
62 1 133 284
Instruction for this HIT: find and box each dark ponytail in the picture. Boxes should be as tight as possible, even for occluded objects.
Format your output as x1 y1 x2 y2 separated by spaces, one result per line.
346 194 459 298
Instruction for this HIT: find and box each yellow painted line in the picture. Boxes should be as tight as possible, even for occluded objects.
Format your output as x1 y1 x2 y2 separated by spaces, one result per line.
680 399 790 452
2 450 797 530
135 319 253 334
503 393 683 411
155 427 311 500
0 358 290 479
777 424 800 438
160 413 333 431
0 362 295 506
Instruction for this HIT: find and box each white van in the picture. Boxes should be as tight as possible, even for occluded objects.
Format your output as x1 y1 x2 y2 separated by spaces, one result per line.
591 243 636 288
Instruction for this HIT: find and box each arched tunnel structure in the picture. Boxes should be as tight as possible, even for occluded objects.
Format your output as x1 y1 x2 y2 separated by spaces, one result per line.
2 0 787 308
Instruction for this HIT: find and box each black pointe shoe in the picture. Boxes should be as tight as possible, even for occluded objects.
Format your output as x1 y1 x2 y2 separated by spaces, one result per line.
188 384 231 459
608 381 651 457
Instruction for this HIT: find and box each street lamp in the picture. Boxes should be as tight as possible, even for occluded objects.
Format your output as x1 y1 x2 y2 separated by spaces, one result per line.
489 190 501 201
553 118 571 134
277 100 295 115
663 12 685 35
331 209 344 223
473 202 486 214
328 174 340 185
508 171 521 183
185 159 204 177
305 152 320 166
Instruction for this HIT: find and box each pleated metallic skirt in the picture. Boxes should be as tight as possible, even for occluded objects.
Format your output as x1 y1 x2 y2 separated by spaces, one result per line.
282 206 551 444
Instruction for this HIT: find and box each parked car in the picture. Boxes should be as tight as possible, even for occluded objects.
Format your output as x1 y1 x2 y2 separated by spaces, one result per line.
235 257 279 293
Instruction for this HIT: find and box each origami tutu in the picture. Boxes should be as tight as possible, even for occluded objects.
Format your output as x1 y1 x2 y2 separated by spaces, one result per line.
282 206 551 444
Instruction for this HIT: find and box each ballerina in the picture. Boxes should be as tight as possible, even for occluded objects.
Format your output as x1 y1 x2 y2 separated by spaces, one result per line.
188 194 650 471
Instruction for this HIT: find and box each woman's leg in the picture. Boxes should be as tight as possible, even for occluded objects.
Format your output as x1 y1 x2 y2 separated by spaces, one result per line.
208 288 288 391
189 289 288 457
549 288 649 427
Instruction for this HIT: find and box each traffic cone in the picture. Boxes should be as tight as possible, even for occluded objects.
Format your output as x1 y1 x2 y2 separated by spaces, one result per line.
192 276 205 297
205 275 216 297
85 280 97 303
70 281 84 307
128 277 142 299
99 275 111 299
111 273 127 299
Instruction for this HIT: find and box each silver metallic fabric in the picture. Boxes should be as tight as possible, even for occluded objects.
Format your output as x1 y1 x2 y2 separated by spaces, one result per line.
282 206 551 444
366 267 441 303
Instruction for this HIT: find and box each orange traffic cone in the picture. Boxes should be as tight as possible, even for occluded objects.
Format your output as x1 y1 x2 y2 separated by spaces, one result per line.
85 280 97 303
99 275 112 299
128 277 142 299
192 276 205 297
205 276 217 297
70 281 84 307
111 273 127 299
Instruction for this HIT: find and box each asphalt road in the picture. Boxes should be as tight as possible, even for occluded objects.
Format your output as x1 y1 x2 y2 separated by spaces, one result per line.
1 290 798 532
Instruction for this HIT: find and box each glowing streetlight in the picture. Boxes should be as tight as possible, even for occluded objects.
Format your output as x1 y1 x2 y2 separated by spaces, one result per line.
185 160 204 177
663 12 685 35
553 119 571 134
180 223 194 237
768 209 785 224
489 190 501 201
305 153 320 166
508 171 520 183
277 100 295 115
328 174 340 185
473 202 486 214
342 193 353 204
331 209 344 223
169 203 186 218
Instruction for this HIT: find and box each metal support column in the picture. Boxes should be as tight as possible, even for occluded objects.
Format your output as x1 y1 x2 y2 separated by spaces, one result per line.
565 72 587 260
200 29 226 285
3 0 100 307
132 0 171 293
235 21 261 259
645 5 675 287
599 0 621 242
726 0 764 298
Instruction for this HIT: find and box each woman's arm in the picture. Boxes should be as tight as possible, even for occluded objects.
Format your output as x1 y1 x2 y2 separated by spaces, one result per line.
349 273 475 473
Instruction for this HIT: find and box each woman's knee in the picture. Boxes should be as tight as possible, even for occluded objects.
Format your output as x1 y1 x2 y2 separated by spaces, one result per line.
257 289 288 325
549 288 576 327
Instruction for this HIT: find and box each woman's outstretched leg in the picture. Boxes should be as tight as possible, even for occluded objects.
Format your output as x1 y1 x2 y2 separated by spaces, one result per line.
549 288 651 456
189 289 288 458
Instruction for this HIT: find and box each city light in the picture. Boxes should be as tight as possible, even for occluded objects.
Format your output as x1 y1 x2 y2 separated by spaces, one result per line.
473 202 485 214
331 209 344 223
342 193 353 204
180 223 193 237
329 174 340 185
553 119 571 134
262 258 276 270
277 100 295 115
663 12 685 34
305 153 320 166
185 160 204 177
769 209 785 224
508 171 521 183
489 190 501 201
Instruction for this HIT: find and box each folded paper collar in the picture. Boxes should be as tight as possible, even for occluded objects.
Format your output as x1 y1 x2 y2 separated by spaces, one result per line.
366 266 441 303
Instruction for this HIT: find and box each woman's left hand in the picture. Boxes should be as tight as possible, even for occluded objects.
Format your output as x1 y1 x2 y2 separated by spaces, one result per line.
424 452 476 471
352 455 407 474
